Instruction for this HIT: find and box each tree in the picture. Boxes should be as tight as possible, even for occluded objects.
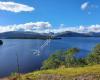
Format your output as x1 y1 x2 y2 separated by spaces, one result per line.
64 48 80 67
86 44 100 65
41 48 82 69
75 58 87 67
41 51 64 69
93 44 100 55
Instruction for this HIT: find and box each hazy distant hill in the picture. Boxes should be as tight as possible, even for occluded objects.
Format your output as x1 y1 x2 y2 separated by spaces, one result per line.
0 31 58 39
0 31 48 39
55 31 87 37
0 31 100 39
55 31 100 37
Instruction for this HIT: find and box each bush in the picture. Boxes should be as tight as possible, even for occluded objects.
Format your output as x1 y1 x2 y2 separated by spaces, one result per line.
41 51 64 69
64 48 80 67
86 44 100 65
41 48 81 69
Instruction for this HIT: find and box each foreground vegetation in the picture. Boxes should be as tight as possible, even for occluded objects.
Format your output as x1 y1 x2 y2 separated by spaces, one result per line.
14 65 100 80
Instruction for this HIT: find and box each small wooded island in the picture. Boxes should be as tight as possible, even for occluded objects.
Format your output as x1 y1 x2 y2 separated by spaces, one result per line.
0 40 3 45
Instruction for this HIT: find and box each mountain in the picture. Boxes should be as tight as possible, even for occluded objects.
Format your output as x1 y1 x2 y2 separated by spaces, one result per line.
55 31 100 37
55 31 89 37
84 32 100 37
0 31 47 39
0 31 59 39
0 31 100 39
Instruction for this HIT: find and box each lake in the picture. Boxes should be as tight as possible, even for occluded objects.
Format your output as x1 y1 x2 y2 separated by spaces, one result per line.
0 37 100 77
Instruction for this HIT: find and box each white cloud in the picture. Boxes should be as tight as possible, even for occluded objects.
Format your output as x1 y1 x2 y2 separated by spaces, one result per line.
0 22 51 33
0 1 34 12
81 2 99 14
81 2 89 10
0 22 100 33
53 24 100 33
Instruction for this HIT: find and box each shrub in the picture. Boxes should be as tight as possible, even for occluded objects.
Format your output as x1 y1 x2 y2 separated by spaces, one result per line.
41 48 80 69
86 44 100 65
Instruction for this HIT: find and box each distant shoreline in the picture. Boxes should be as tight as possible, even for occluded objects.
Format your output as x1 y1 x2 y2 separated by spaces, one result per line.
0 37 62 40
1 36 100 40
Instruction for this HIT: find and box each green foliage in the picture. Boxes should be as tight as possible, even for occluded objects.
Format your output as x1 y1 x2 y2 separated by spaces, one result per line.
41 51 64 69
86 44 100 65
42 43 100 70
64 48 80 67
64 48 87 67
93 43 100 54
75 58 87 67
41 48 81 69
64 48 79 55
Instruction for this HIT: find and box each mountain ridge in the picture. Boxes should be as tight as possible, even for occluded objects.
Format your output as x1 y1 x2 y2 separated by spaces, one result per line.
0 31 100 39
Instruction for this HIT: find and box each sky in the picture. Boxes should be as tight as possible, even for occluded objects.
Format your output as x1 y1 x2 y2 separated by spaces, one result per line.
0 0 100 33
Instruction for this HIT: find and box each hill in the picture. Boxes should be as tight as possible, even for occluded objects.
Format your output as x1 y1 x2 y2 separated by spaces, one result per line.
56 31 100 37
0 31 60 39
1 31 100 39
13 65 100 80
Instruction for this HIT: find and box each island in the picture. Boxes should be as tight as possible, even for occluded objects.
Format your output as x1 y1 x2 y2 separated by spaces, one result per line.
0 40 3 45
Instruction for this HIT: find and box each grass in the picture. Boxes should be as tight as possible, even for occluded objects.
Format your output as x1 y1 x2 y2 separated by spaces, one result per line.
16 65 100 80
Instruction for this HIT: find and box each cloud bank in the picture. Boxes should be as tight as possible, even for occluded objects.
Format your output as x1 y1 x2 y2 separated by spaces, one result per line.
0 22 100 33
0 22 51 33
0 1 34 12
52 24 100 33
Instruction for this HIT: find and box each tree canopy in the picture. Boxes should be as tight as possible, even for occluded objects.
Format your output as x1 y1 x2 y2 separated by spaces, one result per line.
41 44 100 70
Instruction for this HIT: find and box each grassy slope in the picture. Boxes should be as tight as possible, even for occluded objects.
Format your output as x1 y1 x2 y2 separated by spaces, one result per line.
20 65 100 80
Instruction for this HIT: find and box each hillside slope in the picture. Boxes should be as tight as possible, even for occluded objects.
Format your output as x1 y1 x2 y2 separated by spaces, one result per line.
19 65 100 80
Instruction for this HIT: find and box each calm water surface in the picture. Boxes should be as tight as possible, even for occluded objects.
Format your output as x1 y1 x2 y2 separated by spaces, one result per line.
0 37 100 77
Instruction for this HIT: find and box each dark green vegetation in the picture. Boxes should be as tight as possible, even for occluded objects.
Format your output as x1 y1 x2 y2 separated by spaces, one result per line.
0 40 3 45
42 44 100 69
86 44 100 65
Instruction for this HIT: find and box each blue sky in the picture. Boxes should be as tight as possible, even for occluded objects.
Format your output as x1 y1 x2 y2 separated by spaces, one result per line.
0 0 100 33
